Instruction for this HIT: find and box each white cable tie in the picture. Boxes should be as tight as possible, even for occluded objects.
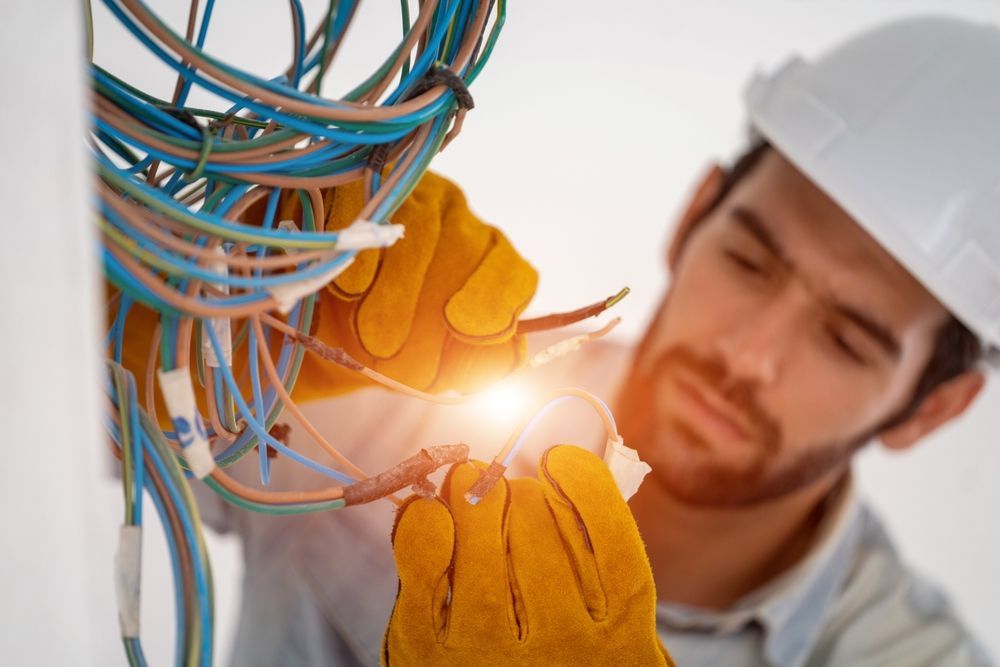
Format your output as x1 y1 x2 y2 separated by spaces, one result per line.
114 524 142 638
277 219 298 233
603 435 652 501
267 255 355 314
334 219 405 250
201 246 232 367
157 366 215 479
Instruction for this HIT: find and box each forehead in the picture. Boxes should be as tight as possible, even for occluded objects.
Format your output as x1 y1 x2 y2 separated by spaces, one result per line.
721 149 946 333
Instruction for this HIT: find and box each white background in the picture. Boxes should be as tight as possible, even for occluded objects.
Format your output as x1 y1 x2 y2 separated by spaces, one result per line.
5 1 998 664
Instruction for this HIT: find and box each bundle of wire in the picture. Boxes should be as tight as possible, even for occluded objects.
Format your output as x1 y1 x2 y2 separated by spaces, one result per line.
92 0 506 664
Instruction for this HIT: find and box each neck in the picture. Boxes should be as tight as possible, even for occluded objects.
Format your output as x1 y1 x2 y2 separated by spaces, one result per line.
629 467 846 610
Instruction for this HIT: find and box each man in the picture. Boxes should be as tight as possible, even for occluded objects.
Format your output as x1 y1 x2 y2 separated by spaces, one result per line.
197 15 997 666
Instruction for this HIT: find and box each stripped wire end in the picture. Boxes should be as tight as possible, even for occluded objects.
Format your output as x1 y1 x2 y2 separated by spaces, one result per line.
464 460 507 506
604 286 630 310
343 444 469 506
517 286 631 334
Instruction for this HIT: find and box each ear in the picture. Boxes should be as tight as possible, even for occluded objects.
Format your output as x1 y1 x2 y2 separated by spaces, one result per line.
879 370 986 451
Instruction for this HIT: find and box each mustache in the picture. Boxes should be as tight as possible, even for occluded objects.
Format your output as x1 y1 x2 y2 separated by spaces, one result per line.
647 346 782 448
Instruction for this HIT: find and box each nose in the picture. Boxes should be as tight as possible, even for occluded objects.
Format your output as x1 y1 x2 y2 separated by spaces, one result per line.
714 288 806 387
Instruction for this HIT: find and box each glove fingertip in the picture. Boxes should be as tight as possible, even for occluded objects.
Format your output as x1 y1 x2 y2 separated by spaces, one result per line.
444 230 538 343
330 248 380 299
391 495 455 576
540 445 622 503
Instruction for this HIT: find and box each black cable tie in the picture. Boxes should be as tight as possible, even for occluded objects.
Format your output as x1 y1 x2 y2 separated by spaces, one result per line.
156 104 203 132
406 65 474 110
367 143 392 174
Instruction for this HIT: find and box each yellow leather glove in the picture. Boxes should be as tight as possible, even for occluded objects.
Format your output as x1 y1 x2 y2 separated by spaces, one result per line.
116 172 539 413
383 445 676 666
292 170 539 401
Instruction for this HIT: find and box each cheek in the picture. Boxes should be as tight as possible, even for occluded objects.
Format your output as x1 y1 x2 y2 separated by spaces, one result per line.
765 352 898 451
654 254 750 351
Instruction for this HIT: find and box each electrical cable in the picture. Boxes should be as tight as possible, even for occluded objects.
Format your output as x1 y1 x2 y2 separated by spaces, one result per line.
94 1 632 663
95 2 506 663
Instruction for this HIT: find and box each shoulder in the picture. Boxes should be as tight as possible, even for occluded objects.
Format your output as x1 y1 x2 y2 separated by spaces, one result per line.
811 505 993 666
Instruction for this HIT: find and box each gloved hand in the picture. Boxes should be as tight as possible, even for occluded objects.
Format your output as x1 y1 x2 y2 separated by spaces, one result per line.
383 445 676 666
116 171 539 413
292 170 539 400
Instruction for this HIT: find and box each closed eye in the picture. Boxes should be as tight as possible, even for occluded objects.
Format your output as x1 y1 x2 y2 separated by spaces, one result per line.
826 326 868 366
724 249 765 275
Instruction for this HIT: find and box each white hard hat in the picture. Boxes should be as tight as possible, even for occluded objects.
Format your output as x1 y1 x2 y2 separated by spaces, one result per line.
744 16 1000 365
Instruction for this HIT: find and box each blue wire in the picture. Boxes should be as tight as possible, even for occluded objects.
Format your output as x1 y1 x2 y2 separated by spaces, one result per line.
204 322 356 484
288 0 306 89
92 68 201 140
302 0 356 71
111 293 133 363
93 116 412 180
96 153 357 244
501 395 619 468
126 155 155 175
102 0 449 130
127 373 145 524
104 249 179 316
143 423 213 665
126 637 150 667
161 168 187 197
250 318 271 484
139 434 191 667
160 312 177 371
209 294 304 462
175 0 217 105
370 114 449 221
103 205 354 289
102 377 187 667
253 187 281 484
382 0 461 106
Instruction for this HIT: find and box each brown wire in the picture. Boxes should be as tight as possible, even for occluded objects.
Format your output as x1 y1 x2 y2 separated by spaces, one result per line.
146 0 200 186
517 287 631 334
209 465 345 503
117 0 483 123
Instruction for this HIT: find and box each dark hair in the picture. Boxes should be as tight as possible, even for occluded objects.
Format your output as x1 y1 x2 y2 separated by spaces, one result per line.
699 138 983 416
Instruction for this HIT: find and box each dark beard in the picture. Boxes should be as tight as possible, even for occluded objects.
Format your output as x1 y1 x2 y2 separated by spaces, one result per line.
616 345 878 507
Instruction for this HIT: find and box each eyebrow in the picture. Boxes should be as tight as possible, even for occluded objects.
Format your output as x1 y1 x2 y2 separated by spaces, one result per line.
730 206 789 265
729 206 902 360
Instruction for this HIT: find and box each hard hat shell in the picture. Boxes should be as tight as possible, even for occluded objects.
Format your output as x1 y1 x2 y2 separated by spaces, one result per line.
744 16 1000 365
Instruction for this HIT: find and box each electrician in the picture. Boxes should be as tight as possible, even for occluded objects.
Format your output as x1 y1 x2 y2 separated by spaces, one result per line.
154 16 998 667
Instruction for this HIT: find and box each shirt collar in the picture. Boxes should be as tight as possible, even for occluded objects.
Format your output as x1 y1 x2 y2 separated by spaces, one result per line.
754 475 864 667
656 475 865 667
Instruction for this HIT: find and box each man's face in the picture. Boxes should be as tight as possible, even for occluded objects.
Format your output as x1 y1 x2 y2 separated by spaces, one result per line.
621 150 949 506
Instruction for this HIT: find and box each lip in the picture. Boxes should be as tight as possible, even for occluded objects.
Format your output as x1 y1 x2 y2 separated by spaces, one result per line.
670 374 753 443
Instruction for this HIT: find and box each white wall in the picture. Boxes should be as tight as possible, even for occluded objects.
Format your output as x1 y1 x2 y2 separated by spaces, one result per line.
30 0 999 662
1 2 115 664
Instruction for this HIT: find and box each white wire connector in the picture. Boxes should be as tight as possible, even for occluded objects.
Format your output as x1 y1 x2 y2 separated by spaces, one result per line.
114 524 142 638
157 366 215 479
267 255 355 314
201 246 232 367
334 219 405 250
603 435 652 501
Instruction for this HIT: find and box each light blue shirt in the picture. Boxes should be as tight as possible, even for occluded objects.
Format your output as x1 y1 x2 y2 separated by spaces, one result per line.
196 341 992 666
655 481 992 667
